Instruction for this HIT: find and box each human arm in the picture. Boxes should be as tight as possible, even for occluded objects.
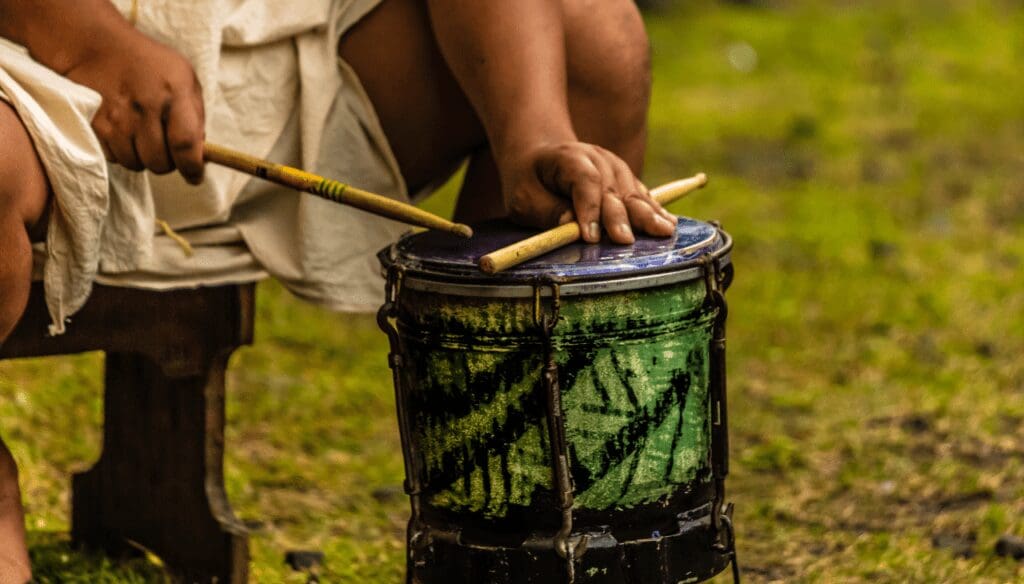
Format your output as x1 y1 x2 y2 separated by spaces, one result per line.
0 0 206 183
425 0 676 244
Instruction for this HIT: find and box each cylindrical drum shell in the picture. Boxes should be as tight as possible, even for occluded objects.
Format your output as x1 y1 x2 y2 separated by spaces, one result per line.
393 277 730 582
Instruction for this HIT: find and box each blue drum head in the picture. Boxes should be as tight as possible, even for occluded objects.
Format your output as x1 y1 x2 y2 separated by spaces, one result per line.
382 217 726 284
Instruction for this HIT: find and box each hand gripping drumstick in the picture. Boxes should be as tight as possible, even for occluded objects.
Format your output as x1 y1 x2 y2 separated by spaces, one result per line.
478 173 708 274
203 143 474 238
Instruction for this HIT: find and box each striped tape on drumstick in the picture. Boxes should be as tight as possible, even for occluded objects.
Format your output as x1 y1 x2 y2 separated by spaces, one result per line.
203 142 473 238
478 173 708 274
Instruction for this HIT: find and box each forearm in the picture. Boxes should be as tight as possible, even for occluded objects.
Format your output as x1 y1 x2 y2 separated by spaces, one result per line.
425 0 576 159
0 0 134 73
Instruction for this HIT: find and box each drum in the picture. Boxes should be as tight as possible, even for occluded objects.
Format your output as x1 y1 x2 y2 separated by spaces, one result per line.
377 217 738 584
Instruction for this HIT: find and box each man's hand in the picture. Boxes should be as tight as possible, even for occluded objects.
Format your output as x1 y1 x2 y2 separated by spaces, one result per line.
0 0 205 184
500 142 677 245
64 30 206 184
427 0 670 244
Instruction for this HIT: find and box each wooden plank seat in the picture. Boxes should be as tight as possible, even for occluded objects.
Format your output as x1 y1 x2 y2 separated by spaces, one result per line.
0 281 256 583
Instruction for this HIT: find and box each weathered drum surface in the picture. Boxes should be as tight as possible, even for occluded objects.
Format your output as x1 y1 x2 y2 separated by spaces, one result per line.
378 218 737 584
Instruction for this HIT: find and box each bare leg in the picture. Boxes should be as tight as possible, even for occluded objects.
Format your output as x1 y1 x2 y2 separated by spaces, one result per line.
0 442 29 584
0 100 51 584
339 0 652 223
455 0 651 223
338 0 486 196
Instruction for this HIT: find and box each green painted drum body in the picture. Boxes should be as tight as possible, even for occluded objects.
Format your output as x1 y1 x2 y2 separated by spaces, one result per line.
378 219 736 584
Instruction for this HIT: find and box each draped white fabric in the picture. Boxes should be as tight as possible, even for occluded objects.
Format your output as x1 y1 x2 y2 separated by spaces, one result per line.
0 0 410 334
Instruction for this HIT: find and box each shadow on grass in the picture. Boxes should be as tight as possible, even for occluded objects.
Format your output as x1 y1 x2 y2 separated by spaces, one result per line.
27 531 168 584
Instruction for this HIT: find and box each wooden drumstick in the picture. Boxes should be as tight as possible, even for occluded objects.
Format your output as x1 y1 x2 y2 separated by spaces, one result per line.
203 142 474 238
478 173 708 274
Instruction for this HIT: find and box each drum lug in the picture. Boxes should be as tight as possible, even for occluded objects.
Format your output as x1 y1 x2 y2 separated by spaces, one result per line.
718 502 741 583
378 266 426 527
701 239 742 582
701 244 739 583
533 279 580 583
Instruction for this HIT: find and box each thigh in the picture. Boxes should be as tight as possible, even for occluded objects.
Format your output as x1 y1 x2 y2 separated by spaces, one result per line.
0 100 50 240
0 99 49 340
338 0 486 195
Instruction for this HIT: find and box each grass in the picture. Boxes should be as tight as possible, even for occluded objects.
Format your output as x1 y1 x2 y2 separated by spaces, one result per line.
2 0 1023 581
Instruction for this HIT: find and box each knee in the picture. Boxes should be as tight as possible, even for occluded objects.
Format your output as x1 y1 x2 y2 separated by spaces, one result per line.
0 103 46 343
0 216 32 342
0 204 32 343
564 0 652 139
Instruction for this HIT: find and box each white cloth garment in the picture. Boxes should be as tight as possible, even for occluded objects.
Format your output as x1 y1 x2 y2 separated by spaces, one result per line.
0 0 409 335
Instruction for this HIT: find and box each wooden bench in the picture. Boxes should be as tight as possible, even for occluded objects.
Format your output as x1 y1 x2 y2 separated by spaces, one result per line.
0 281 256 583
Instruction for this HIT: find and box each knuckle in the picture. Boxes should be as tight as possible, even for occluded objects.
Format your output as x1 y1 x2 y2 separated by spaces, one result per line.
144 93 173 114
554 143 575 155
578 163 601 183
168 62 192 84
623 191 649 205
174 68 204 101
108 108 137 135
608 157 631 176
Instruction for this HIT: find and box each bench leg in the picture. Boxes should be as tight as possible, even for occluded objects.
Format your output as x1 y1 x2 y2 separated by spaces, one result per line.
71 351 249 583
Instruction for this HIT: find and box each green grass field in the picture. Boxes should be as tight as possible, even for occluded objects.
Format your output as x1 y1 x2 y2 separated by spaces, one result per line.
2 0 1023 581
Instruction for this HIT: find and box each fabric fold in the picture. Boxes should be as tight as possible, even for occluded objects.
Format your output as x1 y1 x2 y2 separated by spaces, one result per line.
0 40 110 335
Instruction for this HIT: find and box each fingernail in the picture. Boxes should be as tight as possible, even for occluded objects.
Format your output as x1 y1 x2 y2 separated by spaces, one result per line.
588 221 600 241
660 216 677 229
619 223 633 240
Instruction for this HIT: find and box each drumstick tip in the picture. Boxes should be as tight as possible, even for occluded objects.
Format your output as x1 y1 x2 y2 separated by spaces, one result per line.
454 224 474 239
479 255 498 274
696 172 708 186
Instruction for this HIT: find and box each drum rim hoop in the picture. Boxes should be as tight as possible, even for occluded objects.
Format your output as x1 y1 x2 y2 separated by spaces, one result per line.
384 230 733 298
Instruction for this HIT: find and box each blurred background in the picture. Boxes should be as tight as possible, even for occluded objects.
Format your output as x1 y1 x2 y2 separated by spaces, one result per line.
2 0 1022 581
